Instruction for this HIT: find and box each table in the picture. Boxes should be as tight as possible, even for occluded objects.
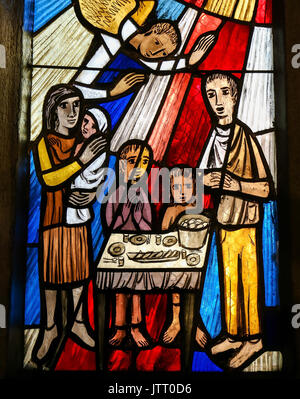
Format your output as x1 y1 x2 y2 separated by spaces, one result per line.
95 229 212 370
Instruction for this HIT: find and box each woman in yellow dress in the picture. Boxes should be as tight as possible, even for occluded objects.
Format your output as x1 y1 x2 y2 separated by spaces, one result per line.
32 84 106 365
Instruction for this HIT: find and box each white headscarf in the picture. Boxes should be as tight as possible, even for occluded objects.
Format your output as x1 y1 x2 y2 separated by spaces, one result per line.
87 107 109 135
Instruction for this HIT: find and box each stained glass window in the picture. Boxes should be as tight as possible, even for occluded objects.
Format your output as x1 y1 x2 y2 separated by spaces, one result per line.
20 0 284 373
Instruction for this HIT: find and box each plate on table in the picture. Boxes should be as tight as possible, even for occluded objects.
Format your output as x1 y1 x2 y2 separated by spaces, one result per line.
108 242 125 257
129 234 147 245
186 253 200 267
162 235 177 247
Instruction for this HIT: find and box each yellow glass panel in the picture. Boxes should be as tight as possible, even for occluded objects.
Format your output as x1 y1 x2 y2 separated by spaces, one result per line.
37 138 52 171
131 0 155 26
234 0 256 22
204 0 256 22
78 0 137 35
204 0 237 18
42 161 82 187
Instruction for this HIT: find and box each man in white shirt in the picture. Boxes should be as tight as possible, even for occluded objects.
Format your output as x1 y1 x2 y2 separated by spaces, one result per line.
197 73 274 369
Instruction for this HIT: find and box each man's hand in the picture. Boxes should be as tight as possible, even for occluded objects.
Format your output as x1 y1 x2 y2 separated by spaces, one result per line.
223 173 241 191
68 191 96 207
204 171 241 191
188 32 217 66
110 72 146 97
203 171 222 188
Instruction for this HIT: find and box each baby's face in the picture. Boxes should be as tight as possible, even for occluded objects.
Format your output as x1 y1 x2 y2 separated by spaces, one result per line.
81 114 97 139
171 175 194 204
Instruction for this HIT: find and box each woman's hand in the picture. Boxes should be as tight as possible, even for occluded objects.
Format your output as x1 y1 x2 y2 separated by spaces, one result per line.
79 136 107 165
48 137 62 150
68 191 96 207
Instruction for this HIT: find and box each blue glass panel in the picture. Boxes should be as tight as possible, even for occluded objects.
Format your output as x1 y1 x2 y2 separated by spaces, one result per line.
192 352 223 372
156 0 186 20
99 93 134 129
28 152 41 244
34 0 71 32
32 0 185 33
25 247 40 325
91 155 117 261
24 0 35 32
262 201 280 307
200 232 222 339
108 53 145 70
98 71 121 84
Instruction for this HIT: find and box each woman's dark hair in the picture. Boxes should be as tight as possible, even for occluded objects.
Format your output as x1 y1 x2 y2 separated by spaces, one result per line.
43 84 83 132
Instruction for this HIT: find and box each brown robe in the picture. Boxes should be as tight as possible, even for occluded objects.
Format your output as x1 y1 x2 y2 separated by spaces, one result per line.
217 122 272 226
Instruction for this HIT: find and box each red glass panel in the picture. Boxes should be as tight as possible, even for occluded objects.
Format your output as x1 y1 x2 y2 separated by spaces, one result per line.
136 346 181 371
185 12 222 54
55 339 96 370
255 0 272 24
179 0 205 7
108 293 182 371
149 73 192 163
108 350 133 371
199 21 250 70
166 77 211 168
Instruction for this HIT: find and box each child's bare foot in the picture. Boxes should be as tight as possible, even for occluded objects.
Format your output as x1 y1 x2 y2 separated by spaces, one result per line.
163 321 180 344
109 326 127 346
211 338 242 355
229 339 263 369
130 326 149 348
195 327 208 348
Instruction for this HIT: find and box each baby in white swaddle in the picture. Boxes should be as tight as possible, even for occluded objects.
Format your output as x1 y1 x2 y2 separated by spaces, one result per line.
66 107 109 225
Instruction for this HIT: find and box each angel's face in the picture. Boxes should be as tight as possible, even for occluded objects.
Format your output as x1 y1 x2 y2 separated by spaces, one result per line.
139 31 176 58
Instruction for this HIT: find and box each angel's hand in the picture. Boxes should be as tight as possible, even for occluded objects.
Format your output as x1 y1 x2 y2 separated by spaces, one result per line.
188 32 217 66
109 72 146 97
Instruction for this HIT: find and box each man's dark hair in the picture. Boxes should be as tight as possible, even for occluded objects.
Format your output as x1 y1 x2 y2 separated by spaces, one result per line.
118 139 153 162
204 73 239 103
